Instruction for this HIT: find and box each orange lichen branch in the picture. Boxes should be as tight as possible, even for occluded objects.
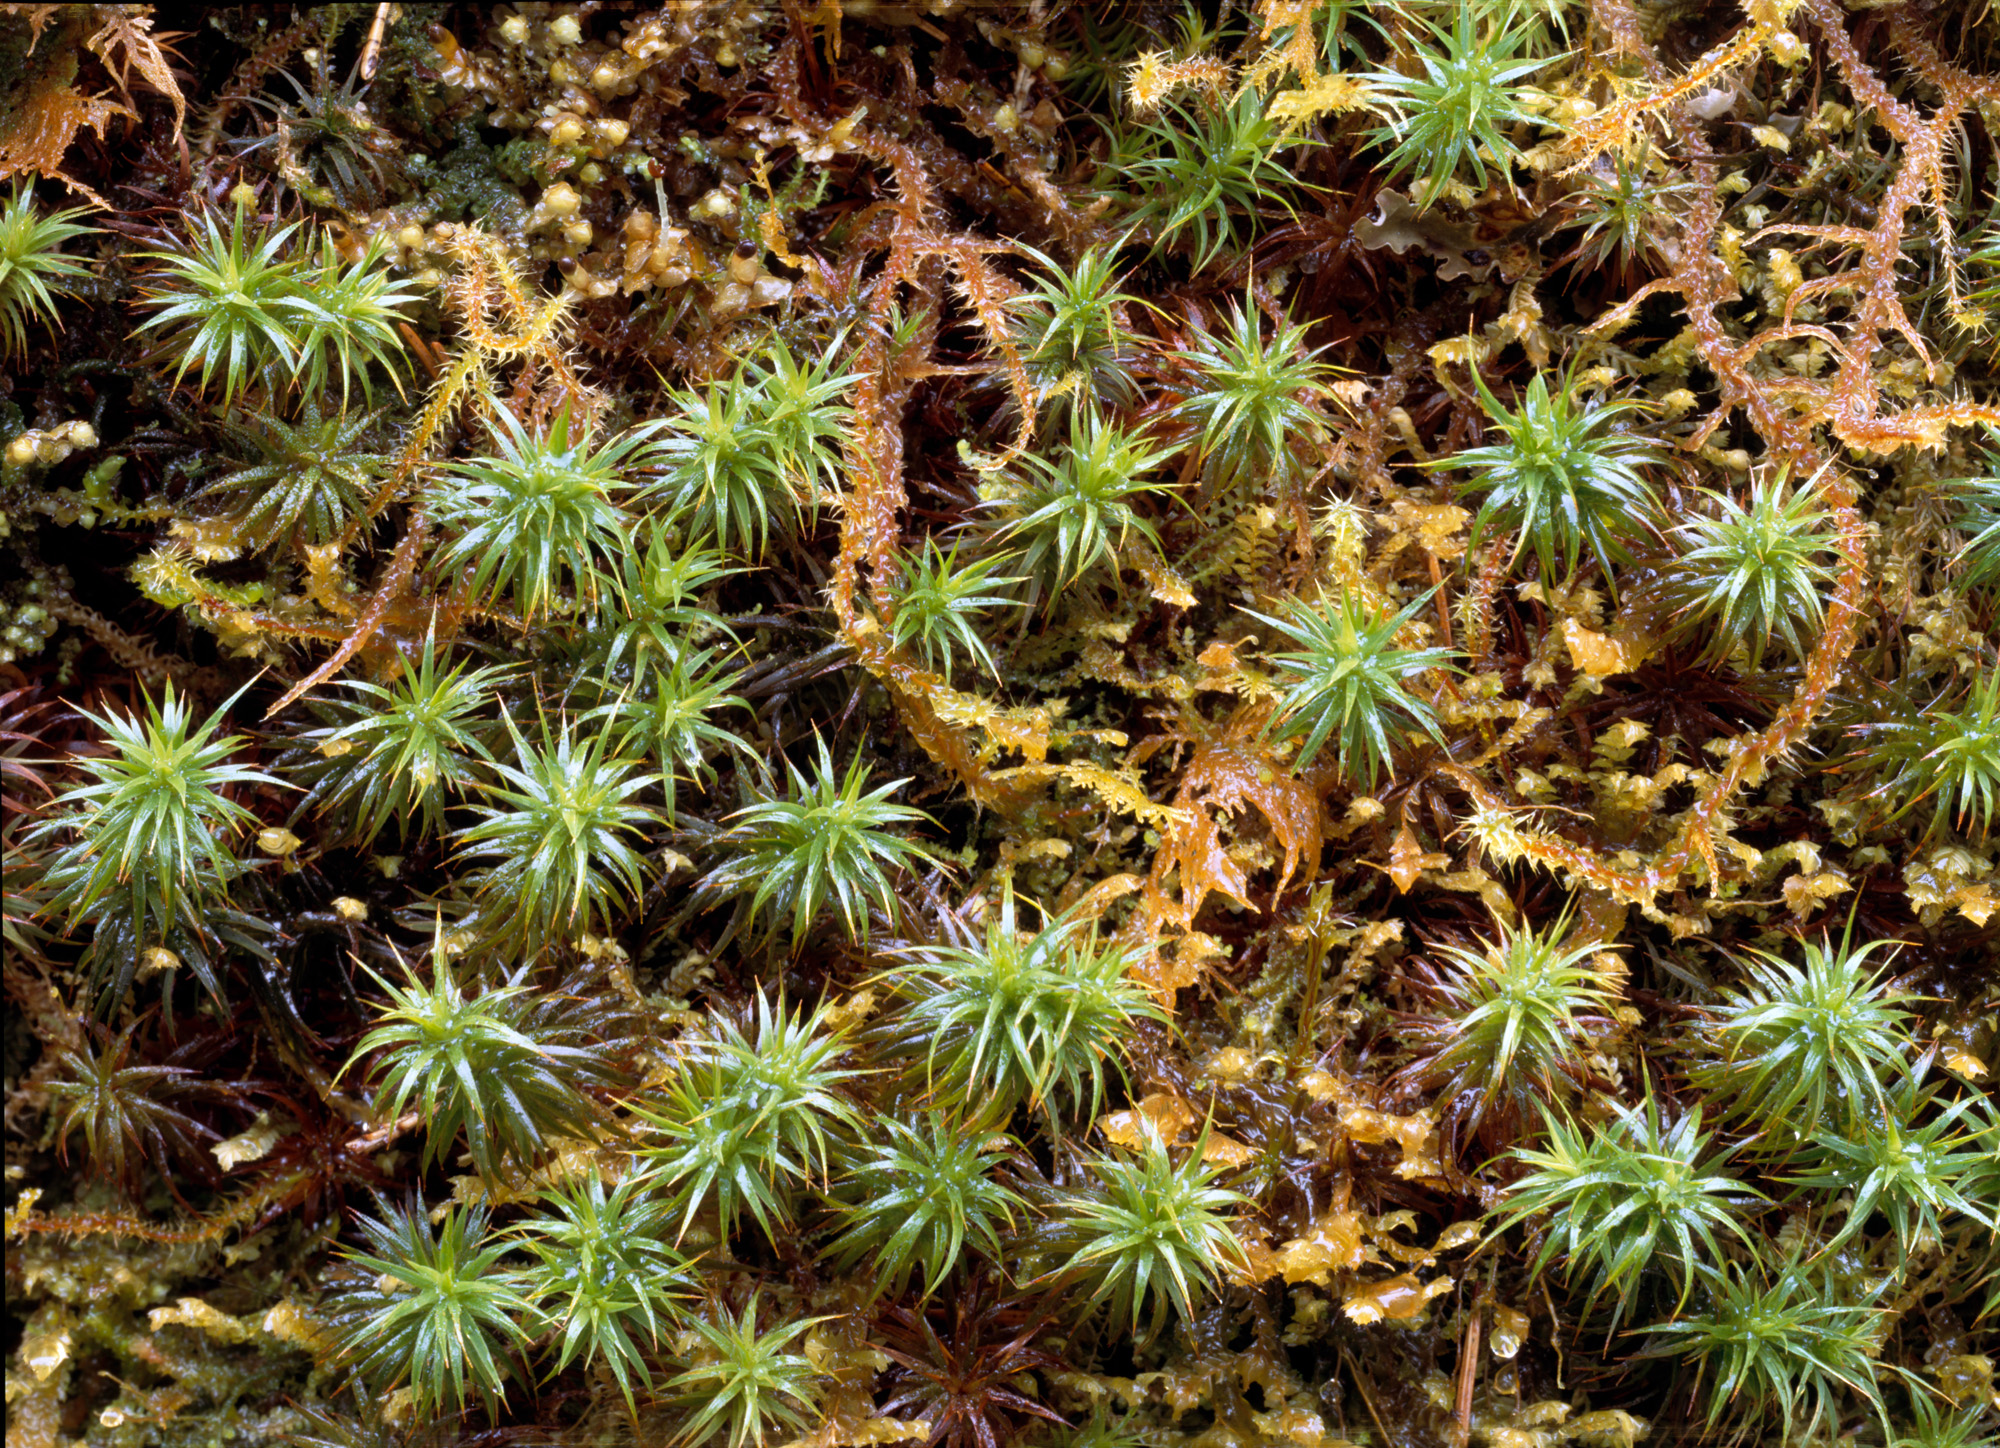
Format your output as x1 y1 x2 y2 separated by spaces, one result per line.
265 509 430 719
1557 0 1804 173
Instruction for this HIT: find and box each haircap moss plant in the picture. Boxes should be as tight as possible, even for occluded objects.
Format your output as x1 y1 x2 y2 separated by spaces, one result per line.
665 1293 821 1448
1113 88 1307 271
1492 1094 1763 1330
433 402 663 623
513 1167 693 1420
1031 1125 1248 1344
1690 928 1912 1145
883 539 1026 684
454 716 655 956
1247 587 1457 787
1858 664 2000 841
1887 1391 2000 1448
586 645 749 825
589 528 742 680
1007 241 1144 420
991 405 1183 613
29 681 278 1017
1947 470 2000 593
132 204 415 410
46 1022 222 1200
236 50 408 212
869 886 1167 1127
633 991 862 1246
327 1195 533 1423
287 632 511 847
821 1112 1022 1300
345 952 631 1177
0 183 95 360
1668 467 1841 671
1559 141 1698 279
203 400 388 555
1174 296 1334 495
873 1269 1069 1448
1361 0 1555 207
1643 1252 1893 1447
701 735 940 952
644 338 854 561
1781 1058 1998 1255
1399 909 1620 1149
1442 362 1663 594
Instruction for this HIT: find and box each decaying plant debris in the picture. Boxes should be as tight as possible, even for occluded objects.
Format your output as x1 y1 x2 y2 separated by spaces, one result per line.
3 1 1998 1445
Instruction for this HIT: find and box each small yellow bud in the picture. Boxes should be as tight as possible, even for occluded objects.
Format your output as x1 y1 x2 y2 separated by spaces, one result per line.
541 181 581 218
548 14 582 45
499 14 529 45
258 828 303 857
332 896 369 922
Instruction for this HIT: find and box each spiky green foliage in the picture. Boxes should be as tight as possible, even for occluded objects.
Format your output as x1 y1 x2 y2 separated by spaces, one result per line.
133 207 413 409
993 406 1182 609
753 335 855 500
823 1115 1022 1299
294 231 419 406
330 1196 533 1422
1008 242 1142 419
455 720 654 954
1493 1096 1761 1327
1863 665 2000 840
702 736 938 951
634 993 862 1244
1362 0 1552 207
1248 588 1456 786
591 529 741 680
1445 367 1662 591
871 889 1167 1125
645 339 853 560
1646 1255 1891 1446
587 647 747 824
434 404 661 622
238 58 407 212
347 954 629 1176
1949 472 2000 593
0 183 94 360
1691 931 1911 1142
290 634 509 846
46 1024 218 1198
1114 89 1305 270
1037 1128 1247 1342
666 1295 820 1448
1783 1061 1997 1253
1669 470 1841 670
1402 911 1618 1142
30 683 275 1015
1890 1388 2000 1448
884 540 1024 683
203 400 386 553
1560 141 1696 277
516 1168 692 1419
1174 299 1332 492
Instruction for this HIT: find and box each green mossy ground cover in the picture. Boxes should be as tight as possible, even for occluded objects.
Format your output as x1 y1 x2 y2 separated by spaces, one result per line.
2 3 1997 1446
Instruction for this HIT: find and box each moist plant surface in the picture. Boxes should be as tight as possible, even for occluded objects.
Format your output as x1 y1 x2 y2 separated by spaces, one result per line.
4 4 2000 1448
